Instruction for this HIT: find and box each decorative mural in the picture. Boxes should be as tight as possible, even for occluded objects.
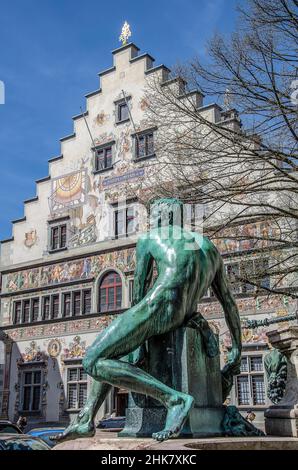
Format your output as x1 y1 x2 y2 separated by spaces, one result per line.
212 221 280 254
61 336 86 362
18 341 47 364
47 338 62 358
4 247 136 293
200 295 296 318
139 97 149 111
6 267 40 291
220 327 269 354
49 169 87 214
95 111 109 126
24 229 38 248
5 315 116 342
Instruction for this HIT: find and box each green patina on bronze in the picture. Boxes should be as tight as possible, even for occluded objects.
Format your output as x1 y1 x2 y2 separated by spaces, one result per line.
56 198 242 443
264 349 288 404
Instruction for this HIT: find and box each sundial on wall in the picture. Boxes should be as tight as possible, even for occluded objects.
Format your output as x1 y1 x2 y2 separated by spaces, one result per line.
49 169 87 214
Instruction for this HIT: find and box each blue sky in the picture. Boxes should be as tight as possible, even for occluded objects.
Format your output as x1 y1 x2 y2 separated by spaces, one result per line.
0 0 238 240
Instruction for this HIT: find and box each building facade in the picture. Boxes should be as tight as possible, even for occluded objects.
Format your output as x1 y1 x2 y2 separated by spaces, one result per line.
0 42 296 430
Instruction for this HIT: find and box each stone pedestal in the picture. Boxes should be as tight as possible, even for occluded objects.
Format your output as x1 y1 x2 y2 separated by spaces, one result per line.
119 327 226 438
265 325 298 437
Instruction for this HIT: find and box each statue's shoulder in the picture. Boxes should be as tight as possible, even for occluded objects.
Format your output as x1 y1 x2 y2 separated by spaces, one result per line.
191 232 217 250
136 232 150 246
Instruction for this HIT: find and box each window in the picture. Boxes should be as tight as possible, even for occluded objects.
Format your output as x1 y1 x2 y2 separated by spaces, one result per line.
135 132 154 159
114 205 136 238
225 259 270 294
12 289 91 325
235 355 266 406
43 296 50 320
31 299 39 322
67 367 88 410
82 289 92 315
51 295 60 319
73 291 81 316
50 224 67 251
226 263 240 293
21 370 42 412
99 271 122 312
13 301 22 324
63 293 71 317
116 99 130 123
23 300 30 324
95 145 113 172
241 260 255 294
129 279 134 306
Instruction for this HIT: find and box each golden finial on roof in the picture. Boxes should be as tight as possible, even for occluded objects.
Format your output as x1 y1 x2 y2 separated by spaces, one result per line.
119 21 131 46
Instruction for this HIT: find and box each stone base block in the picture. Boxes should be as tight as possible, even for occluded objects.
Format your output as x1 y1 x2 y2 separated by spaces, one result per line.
119 406 226 438
265 406 298 437
265 417 298 437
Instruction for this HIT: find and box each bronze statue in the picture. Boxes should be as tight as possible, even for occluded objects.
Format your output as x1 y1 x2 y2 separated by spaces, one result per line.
57 198 242 442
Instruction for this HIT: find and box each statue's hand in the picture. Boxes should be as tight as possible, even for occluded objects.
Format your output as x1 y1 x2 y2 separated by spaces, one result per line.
221 348 241 401
186 313 220 358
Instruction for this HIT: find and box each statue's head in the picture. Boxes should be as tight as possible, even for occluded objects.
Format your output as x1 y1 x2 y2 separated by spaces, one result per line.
150 198 184 228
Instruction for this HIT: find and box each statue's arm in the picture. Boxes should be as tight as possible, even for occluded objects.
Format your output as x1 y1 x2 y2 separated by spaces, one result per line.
211 258 242 400
132 236 153 305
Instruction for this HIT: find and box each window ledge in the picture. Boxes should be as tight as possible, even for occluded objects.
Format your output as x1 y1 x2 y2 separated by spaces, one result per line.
48 247 68 254
112 232 137 240
115 118 130 126
93 166 114 175
18 410 42 416
133 153 156 163
98 308 124 315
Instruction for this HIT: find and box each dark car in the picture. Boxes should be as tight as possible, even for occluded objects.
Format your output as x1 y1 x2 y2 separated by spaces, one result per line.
0 433 50 450
28 427 65 448
0 421 23 434
97 416 125 431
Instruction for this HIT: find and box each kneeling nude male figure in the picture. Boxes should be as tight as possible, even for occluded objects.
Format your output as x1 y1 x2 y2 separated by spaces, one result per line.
57 198 241 442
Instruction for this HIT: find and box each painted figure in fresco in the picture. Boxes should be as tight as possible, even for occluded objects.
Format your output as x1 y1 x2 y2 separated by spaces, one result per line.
57 198 241 443
81 258 92 278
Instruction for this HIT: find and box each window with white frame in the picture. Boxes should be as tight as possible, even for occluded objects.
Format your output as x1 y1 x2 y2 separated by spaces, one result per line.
235 355 266 406
115 98 130 124
13 299 40 325
49 223 67 251
134 130 155 160
114 203 137 238
21 369 42 412
128 279 134 306
94 144 113 172
66 366 88 410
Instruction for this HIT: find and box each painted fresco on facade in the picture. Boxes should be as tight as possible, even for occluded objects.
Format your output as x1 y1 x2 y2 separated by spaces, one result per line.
213 221 280 254
49 169 88 214
6 268 40 292
4 248 136 293
61 336 86 362
18 341 47 364
47 338 62 358
24 229 38 248
4 315 116 342
200 294 295 317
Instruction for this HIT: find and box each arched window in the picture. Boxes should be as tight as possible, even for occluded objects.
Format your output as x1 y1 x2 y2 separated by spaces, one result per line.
99 271 122 312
